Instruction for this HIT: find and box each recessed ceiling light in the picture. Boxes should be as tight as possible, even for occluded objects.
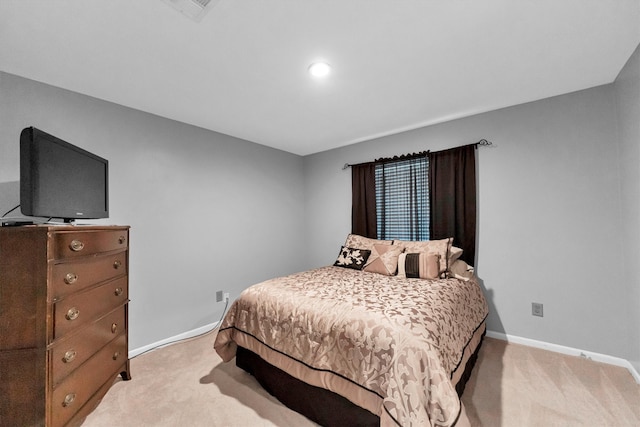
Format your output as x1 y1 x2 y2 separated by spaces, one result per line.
308 62 331 78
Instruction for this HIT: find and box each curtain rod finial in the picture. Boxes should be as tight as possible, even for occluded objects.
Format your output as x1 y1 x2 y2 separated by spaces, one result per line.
343 163 351 170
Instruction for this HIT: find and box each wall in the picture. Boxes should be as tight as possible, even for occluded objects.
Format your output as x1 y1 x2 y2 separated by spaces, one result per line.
614 43 640 373
0 71 307 351
304 84 631 362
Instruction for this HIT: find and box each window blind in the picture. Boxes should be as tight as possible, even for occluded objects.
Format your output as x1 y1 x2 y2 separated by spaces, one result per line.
375 157 429 241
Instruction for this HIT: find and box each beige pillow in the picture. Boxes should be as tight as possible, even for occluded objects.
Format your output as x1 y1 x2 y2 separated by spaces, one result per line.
449 246 463 264
363 244 404 276
344 234 393 251
392 238 452 277
397 252 441 279
450 259 475 280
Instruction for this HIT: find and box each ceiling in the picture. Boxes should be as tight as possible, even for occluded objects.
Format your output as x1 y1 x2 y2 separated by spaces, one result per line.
1 1 639 156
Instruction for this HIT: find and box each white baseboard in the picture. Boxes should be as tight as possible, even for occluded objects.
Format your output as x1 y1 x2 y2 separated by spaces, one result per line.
129 321 220 358
486 330 640 385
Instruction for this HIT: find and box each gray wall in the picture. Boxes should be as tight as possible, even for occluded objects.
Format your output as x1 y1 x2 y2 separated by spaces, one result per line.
0 71 307 350
614 43 640 373
304 82 633 362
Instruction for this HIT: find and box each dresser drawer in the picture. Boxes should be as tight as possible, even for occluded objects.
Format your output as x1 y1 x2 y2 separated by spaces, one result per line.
50 307 126 386
50 333 127 427
52 229 128 260
51 251 127 299
53 276 128 339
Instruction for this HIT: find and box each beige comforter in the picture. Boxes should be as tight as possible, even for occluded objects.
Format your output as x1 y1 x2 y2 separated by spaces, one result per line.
214 266 488 426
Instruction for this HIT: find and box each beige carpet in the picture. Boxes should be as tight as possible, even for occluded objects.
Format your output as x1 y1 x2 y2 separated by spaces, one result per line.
81 332 640 427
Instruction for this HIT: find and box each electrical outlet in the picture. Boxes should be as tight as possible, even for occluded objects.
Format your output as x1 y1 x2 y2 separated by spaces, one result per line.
532 302 543 317
216 290 223 303
224 292 230 302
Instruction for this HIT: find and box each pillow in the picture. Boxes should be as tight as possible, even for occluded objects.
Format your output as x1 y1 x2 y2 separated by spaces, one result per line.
344 234 393 251
333 246 371 270
363 244 404 276
392 238 452 277
397 252 441 279
449 246 463 264
450 259 475 280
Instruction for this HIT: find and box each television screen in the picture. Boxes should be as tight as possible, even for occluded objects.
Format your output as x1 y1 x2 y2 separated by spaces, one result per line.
20 127 109 222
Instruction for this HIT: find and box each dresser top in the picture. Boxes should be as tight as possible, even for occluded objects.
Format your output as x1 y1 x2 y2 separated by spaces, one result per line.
1 224 129 232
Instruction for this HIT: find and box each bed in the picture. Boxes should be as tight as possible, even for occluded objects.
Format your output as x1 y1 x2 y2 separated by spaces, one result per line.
214 234 489 427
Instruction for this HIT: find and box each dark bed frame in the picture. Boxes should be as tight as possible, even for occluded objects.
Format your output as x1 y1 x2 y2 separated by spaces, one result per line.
236 333 483 427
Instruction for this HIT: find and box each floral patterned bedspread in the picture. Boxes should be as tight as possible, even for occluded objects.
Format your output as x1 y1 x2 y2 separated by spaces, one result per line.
214 266 488 426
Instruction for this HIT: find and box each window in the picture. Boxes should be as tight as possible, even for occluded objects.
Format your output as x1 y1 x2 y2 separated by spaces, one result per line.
351 143 477 264
375 156 429 241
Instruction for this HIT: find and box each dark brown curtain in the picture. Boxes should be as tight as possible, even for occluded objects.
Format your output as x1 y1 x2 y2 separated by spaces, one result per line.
351 163 377 238
428 144 476 264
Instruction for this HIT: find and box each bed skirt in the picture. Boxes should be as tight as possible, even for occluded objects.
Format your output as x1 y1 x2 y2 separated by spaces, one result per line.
235 321 486 426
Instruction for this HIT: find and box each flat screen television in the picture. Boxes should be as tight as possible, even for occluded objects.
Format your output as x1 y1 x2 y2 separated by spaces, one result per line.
20 127 109 223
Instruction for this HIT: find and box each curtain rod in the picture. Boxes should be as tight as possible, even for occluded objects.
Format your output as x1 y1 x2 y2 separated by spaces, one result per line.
342 139 493 170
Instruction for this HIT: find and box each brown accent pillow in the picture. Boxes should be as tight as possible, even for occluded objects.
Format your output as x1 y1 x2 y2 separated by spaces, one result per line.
397 252 441 279
333 246 371 270
363 244 404 276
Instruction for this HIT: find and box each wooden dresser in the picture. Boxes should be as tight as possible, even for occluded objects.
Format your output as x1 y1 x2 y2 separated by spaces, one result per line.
0 225 131 426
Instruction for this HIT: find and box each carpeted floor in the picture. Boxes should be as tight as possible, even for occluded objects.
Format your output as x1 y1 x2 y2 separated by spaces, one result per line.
81 332 640 427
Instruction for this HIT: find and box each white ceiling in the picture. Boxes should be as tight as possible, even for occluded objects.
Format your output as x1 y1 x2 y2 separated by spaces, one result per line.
1 1 639 156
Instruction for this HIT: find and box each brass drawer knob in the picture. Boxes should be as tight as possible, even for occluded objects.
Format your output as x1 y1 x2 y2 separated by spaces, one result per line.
111 323 118 334
65 307 80 321
64 273 78 285
118 235 126 244
62 393 76 407
113 351 120 360
69 240 84 252
114 287 123 296
113 260 122 269
63 350 77 364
